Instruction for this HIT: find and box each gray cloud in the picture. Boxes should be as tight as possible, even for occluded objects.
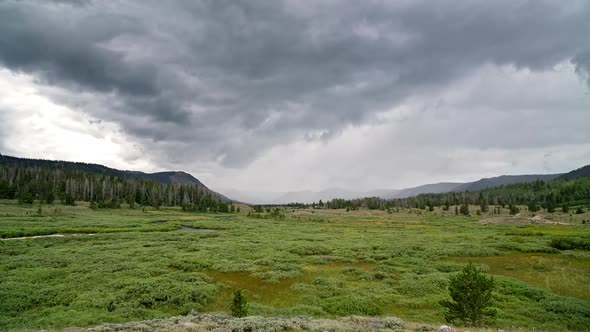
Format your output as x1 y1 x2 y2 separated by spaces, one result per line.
0 0 589 170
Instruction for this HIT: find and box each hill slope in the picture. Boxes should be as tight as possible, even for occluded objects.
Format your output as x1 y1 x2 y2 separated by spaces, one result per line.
557 164 590 180
0 153 230 201
386 182 462 199
453 173 562 192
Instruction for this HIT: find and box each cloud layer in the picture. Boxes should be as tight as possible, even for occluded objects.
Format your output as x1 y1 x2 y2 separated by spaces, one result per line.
1 0 589 195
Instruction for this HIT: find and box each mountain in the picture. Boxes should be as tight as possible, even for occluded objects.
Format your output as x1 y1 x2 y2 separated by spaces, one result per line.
452 174 562 192
271 188 397 205
381 174 566 199
385 182 462 199
557 165 590 180
221 188 398 205
243 169 580 204
0 153 230 201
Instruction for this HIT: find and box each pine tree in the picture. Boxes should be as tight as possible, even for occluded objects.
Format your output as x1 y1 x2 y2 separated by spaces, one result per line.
509 204 520 215
479 194 489 213
460 204 470 216
230 289 249 317
440 262 496 327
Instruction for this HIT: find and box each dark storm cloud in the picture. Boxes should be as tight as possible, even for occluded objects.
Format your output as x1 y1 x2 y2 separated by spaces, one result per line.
0 0 589 167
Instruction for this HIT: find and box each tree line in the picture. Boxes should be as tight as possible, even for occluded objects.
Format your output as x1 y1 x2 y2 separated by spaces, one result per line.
0 164 226 211
316 178 590 211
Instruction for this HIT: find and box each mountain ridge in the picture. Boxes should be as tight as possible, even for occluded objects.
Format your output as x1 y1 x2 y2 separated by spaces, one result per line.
236 171 579 204
2 153 587 205
0 153 231 201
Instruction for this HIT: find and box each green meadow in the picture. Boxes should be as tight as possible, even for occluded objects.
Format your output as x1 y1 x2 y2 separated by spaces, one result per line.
1 200 589 331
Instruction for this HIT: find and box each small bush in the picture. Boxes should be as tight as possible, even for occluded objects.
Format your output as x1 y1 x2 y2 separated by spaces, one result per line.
321 295 382 316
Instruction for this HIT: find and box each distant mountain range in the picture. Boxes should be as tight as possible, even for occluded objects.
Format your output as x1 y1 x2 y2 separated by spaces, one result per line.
382 174 563 200
2 153 588 205
228 170 583 204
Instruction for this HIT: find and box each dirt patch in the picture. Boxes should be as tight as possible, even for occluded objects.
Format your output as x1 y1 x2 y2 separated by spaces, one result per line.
478 215 572 226
529 215 572 225
176 226 218 232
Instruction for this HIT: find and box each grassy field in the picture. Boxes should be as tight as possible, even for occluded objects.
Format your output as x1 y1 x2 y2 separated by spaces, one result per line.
1 200 589 331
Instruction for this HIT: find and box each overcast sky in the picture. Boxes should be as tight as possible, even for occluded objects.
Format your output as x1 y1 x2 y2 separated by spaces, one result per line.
1 0 590 194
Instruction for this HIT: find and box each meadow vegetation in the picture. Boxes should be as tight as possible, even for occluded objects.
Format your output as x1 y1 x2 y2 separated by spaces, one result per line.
0 200 589 331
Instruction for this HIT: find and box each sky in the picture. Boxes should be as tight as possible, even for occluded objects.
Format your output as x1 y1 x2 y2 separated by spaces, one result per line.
1 0 590 196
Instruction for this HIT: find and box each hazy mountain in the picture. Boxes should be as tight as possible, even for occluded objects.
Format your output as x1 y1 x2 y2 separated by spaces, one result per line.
216 189 283 205
384 182 462 199
384 174 564 199
223 188 398 205
238 171 579 204
272 188 396 205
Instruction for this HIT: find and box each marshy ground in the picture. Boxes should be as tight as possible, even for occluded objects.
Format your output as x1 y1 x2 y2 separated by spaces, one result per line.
0 200 588 331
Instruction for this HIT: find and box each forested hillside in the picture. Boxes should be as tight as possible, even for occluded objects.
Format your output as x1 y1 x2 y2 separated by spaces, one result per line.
558 165 590 180
324 176 590 211
0 155 231 212
0 154 209 187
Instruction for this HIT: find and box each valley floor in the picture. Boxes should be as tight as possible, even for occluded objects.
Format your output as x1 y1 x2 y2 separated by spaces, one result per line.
0 200 589 331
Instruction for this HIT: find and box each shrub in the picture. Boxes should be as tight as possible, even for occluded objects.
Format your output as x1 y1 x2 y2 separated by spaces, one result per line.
18 192 34 204
62 193 75 206
440 262 496 327
230 289 249 317
321 295 382 316
549 238 590 251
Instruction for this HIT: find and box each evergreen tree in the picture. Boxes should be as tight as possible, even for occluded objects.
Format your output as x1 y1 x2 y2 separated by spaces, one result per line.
440 262 496 327
45 191 55 204
18 191 34 204
230 289 249 317
479 194 489 213
460 204 470 216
